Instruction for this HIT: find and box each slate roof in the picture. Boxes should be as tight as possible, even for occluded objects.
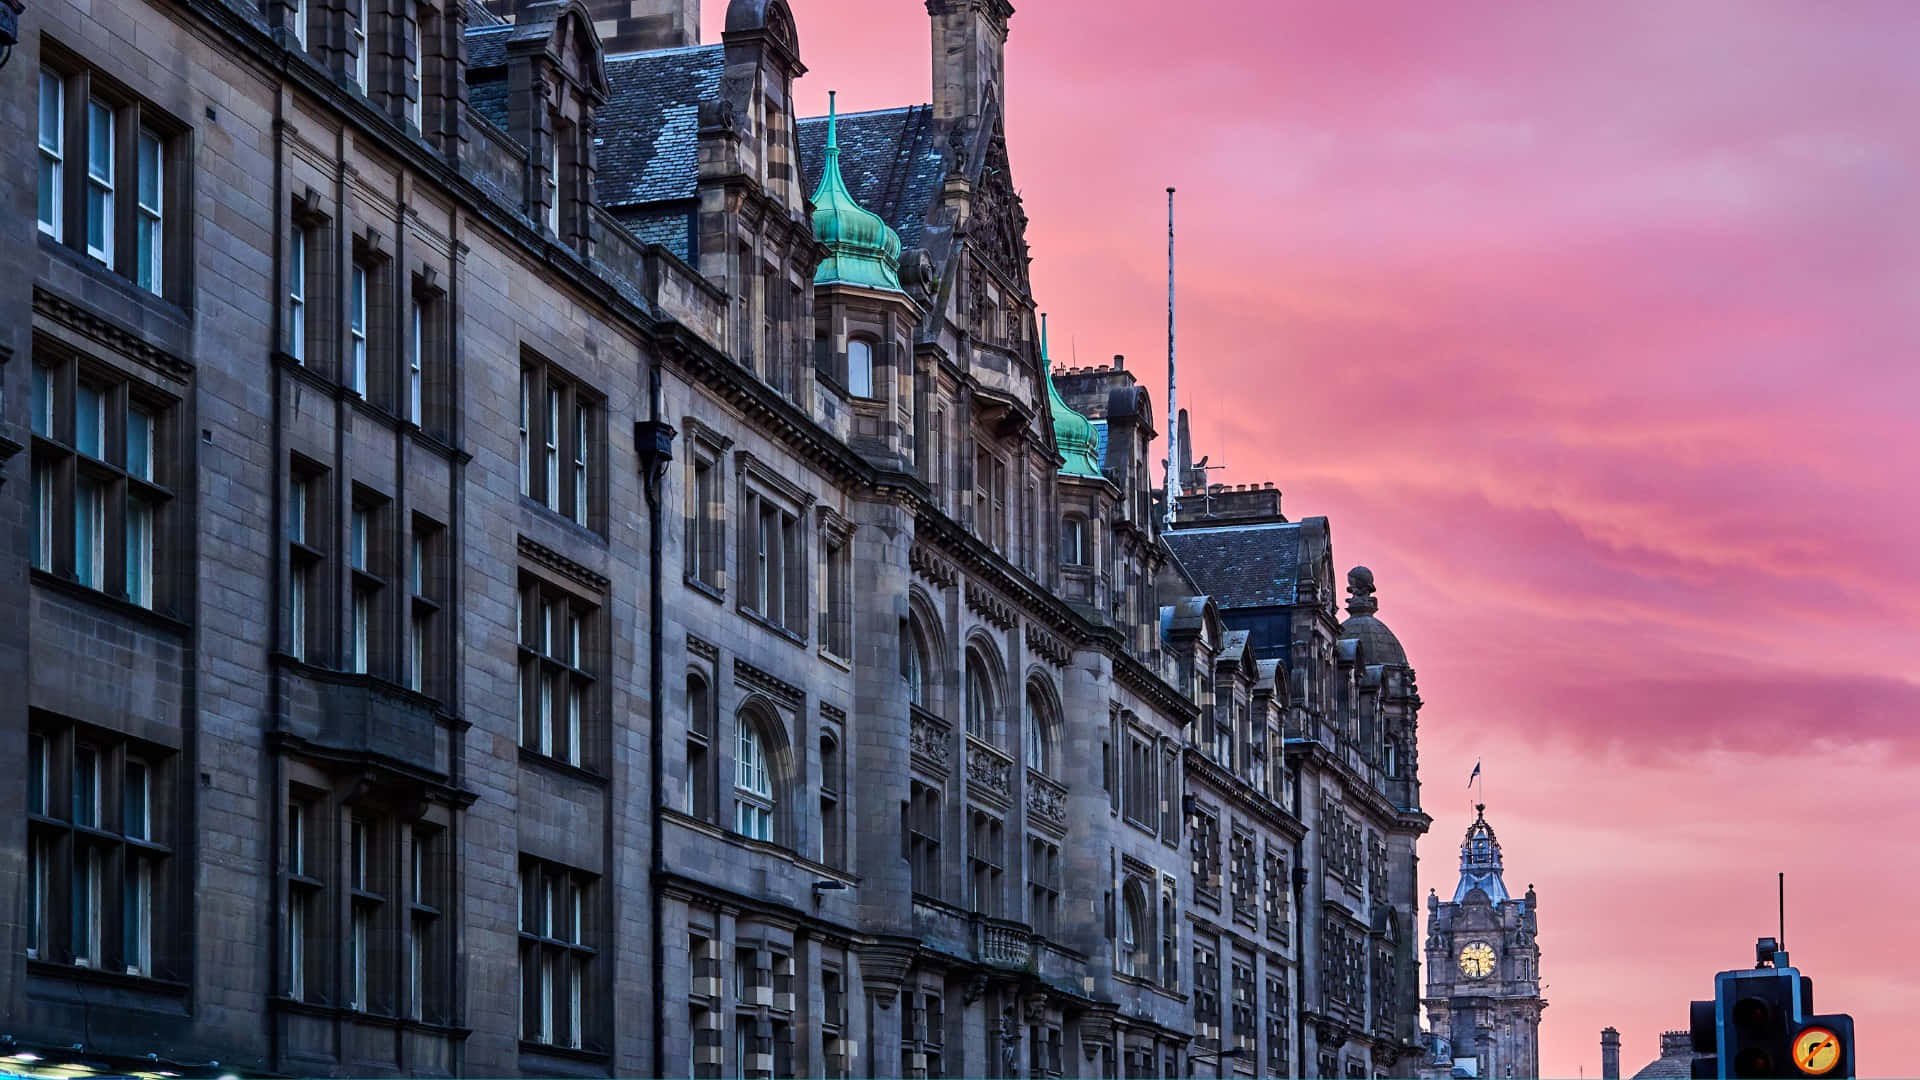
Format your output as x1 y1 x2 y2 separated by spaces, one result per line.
596 44 724 210
467 75 510 131
466 23 512 69
1163 522 1302 610
797 106 944 252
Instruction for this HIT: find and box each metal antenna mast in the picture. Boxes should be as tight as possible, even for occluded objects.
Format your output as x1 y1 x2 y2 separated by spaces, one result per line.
1163 186 1179 532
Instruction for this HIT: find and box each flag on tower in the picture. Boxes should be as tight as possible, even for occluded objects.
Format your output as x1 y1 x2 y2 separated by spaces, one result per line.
1468 760 1481 788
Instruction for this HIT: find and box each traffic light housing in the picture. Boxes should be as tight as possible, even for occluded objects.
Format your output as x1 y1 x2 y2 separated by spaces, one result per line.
1690 955 1856 1080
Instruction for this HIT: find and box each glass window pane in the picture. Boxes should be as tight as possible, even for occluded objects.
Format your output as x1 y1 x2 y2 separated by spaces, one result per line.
137 132 162 207
126 497 153 607
31 365 52 437
75 382 103 457
75 476 104 588
127 406 153 480
124 761 150 839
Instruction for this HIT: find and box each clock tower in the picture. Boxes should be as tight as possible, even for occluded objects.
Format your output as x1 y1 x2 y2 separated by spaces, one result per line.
1421 806 1544 1079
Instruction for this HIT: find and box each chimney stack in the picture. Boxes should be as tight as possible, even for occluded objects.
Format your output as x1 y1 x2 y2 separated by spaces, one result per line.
1112 354 1125 370
1601 1027 1621 1080
579 0 699 53
927 0 1013 127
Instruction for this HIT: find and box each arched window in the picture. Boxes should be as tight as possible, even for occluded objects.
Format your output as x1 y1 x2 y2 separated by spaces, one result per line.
734 713 774 841
847 339 874 399
906 619 928 709
1118 883 1148 977
965 652 995 743
1024 683 1054 775
686 674 713 821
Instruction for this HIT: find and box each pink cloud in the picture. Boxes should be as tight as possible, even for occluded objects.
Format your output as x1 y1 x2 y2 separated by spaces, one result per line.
720 1 1920 1072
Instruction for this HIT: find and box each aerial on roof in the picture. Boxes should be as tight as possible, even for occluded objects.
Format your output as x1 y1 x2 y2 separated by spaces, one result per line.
1163 522 1303 610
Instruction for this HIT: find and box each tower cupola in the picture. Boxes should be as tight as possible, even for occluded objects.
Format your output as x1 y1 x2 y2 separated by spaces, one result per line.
810 92 905 292
1042 314 1103 479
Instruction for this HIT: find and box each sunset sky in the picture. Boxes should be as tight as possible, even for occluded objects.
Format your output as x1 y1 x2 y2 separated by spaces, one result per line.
706 2 1920 1074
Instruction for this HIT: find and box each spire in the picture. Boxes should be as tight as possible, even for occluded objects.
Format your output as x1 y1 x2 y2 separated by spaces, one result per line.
1042 314 1104 479
811 92 906 293
1452 802 1511 904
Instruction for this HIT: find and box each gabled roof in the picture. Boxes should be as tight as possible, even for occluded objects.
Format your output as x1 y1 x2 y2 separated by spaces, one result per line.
797 106 944 252
596 44 725 209
1163 521 1302 610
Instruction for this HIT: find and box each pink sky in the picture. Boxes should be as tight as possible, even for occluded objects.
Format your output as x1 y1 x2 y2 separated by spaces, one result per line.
710 2 1920 1074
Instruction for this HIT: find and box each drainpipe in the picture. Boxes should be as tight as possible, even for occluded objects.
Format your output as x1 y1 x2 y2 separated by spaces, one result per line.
1292 755 1309 1076
635 355 677 1079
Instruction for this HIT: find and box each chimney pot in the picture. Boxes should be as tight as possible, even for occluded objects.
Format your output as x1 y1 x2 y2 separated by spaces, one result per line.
1113 354 1125 369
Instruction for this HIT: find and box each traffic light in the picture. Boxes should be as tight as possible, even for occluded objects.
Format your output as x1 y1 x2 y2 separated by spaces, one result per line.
1688 940 1857 1079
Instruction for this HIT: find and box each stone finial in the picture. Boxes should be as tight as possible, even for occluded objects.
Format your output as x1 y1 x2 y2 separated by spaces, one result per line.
1346 565 1378 617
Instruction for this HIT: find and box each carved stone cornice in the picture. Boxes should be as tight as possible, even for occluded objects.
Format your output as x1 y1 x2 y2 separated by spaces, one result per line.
734 657 804 705
964 580 1016 631
687 634 719 662
1024 622 1069 668
819 701 846 725
32 287 192 382
909 542 958 589
517 535 610 591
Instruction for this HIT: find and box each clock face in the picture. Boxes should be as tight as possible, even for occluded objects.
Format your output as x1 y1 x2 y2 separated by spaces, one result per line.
1459 941 1497 979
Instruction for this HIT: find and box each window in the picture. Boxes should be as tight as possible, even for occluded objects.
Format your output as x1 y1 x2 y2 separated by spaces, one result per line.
1061 515 1088 566
685 675 715 821
1024 685 1054 775
740 487 802 634
907 781 941 898
350 0 368 88
348 495 392 677
348 262 368 395
546 127 562 234
289 0 308 47
29 349 174 609
287 464 326 662
734 713 775 842
820 527 851 658
905 620 928 709
517 574 598 768
965 653 996 744
409 516 444 697
38 69 64 239
846 339 874 399
968 809 1003 917
405 19 423 129
1027 837 1059 939
1231 958 1258 1057
408 296 424 423
409 826 447 1022
519 859 595 1050
902 986 944 1080
85 98 114 265
134 131 163 294
1193 938 1222 1042
1117 883 1147 977
285 795 323 1000
686 452 723 590
1192 808 1222 901
27 721 171 977
1265 971 1291 1074
1231 829 1259 925
519 360 598 527
39 65 183 296
819 732 843 866
1161 885 1180 988
1123 733 1156 827
287 226 309 362
347 817 388 1011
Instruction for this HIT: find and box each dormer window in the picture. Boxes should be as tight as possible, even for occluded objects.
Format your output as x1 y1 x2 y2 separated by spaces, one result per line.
846 340 874 399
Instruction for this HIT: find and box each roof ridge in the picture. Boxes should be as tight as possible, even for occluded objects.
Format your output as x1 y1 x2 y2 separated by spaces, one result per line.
604 41 724 63
798 104 929 123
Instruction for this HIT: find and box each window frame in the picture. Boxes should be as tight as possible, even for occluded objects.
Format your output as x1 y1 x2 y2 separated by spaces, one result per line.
516 571 601 770
519 358 601 530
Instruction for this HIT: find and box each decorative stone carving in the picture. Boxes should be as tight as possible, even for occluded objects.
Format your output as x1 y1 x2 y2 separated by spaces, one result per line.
966 737 1012 802
910 708 951 774
1025 770 1066 832
1024 623 1070 667
965 580 1016 630
910 543 957 588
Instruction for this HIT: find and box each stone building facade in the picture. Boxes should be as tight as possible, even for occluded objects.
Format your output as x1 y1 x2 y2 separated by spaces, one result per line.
1419 809 1544 1080
0 0 1428 1076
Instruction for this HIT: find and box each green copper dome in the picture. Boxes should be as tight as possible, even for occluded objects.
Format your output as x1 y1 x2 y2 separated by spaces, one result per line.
811 92 905 292
1042 314 1104 479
